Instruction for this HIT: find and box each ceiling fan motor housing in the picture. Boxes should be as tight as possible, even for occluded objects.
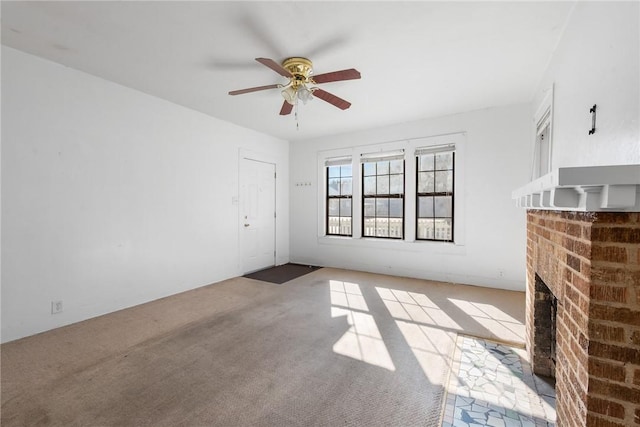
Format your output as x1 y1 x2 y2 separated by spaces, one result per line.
282 57 313 85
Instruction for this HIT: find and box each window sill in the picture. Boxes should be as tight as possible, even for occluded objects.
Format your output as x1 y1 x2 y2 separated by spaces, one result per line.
317 235 465 254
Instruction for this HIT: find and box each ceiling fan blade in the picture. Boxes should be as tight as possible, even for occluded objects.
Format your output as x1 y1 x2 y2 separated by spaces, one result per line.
312 68 361 84
312 88 352 110
255 58 292 77
229 84 280 96
279 101 293 116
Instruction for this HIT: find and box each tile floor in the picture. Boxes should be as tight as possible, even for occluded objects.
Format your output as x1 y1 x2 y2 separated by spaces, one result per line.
442 336 556 427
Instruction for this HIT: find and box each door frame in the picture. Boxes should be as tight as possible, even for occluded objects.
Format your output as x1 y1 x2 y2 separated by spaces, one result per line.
238 148 278 274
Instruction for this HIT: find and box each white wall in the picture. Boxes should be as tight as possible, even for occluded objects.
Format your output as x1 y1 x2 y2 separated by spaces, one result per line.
534 1 639 168
290 104 531 291
1 47 289 343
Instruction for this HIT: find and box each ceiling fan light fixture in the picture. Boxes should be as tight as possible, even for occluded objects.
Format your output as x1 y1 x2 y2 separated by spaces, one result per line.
297 85 313 104
281 85 297 105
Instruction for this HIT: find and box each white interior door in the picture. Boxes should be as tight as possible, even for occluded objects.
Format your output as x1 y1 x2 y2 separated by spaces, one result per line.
240 158 276 273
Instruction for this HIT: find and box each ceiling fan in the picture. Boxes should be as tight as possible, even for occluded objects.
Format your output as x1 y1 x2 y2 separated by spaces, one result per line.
228 57 361 116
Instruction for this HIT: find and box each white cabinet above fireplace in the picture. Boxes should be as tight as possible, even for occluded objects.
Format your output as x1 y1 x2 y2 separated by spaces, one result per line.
512 165 640 212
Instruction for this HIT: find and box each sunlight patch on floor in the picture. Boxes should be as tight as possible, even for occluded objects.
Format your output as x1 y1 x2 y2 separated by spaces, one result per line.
447 298 525 343
394 320 454 385
330 281 395 371
376 286 461 330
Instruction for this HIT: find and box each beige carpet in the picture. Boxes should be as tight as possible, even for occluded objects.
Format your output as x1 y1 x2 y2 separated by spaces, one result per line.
1 268 525 426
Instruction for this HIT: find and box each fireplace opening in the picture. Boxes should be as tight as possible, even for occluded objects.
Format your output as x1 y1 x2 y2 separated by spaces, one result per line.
533 274 558 380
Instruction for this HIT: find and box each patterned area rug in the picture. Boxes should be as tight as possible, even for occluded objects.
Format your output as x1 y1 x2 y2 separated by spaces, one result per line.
442 335 556 427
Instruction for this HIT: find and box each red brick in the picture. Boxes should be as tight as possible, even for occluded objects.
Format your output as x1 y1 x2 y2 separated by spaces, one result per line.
567 223 583 238
567 253 581 272
564 236 576 252
595 212 640 224
592 246 628 263
590 341 640 362
589 358 626 382
592 267 640 287
572 275 591 298
592 226 640 243
574 240 592 259
586 414 627 427
589 323 625 343
589 378 640 403
590 284 628 304
588 396 625 418
590 304 640 326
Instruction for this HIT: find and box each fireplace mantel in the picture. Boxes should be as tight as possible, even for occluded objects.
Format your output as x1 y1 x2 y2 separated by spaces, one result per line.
512 165 640 212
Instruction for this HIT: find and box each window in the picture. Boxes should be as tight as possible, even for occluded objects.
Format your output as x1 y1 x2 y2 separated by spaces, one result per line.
362 152 404 239
326 158 352 236
533 109 551 179
416 145 454 242
532 86 553 180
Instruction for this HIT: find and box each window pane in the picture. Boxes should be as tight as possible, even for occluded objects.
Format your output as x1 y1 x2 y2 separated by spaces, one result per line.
376 218 389 237
328 166 341 178
340 198 352 216
389 218 403 238
435 171 453 193
390 174 403 194
418 196 434 218
364 176 376 195
328 216 340 234
435 152 453 170
390 159 403 174
328 199 340 216
364 198 375 216
376 198 389 216
434 218 452 241
341 177 353 195
328 178 340 196
363 162 376 176
340 217 352 235
377 175 389 194
363 217 376 236
434 196 452 217
377 161 389 175
417 218 435 239
389 199 403 218
419 154 434 171
340 164 352 177
418 172 435 193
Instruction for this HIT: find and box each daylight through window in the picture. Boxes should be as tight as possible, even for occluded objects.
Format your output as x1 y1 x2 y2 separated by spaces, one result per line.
362 152 404 239
326 157 353 236
416 145 454 242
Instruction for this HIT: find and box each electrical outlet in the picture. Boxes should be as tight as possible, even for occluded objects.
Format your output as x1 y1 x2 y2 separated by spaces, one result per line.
498 270 505 278
51 300 63 314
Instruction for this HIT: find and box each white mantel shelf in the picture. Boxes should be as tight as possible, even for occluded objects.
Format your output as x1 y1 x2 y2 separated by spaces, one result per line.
512 165 640 212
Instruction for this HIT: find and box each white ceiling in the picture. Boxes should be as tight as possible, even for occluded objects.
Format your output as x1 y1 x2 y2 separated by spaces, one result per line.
1 1 575 142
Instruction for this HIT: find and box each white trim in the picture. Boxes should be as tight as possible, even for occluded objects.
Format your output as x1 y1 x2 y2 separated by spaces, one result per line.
532 84 554 180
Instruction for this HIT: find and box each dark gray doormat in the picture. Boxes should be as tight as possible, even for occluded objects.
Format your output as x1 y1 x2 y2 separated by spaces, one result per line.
243 263 322 284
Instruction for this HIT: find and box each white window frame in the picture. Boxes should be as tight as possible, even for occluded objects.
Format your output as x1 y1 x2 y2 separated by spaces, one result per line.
316 132 466 250
532 85 554 180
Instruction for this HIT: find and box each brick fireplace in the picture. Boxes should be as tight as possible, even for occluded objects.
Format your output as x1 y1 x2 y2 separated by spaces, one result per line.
526 210 640 426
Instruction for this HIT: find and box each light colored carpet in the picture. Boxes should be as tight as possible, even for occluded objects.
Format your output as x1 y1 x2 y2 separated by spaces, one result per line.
1 268 525 426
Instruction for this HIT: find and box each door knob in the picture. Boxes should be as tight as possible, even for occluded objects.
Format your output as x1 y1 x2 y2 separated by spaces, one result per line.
244 223 250 227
